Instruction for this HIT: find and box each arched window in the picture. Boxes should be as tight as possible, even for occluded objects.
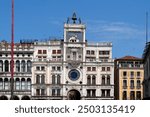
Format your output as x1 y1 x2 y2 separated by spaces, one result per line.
0 78 3 90
123 91 127 100
15 78 20 90
92 75 96 85
0 60 3 72
57 75 61 84
27 78 31 90
137 80 141 89
91 50 95 55
52 75 55 84
21 78 26 90
107 75 110 85
87 75 91 85
130 80 134 89
21 60 26 72
136 91 141 100
27 60 32 72
102 75 105 85
10 60 13 73
130 91 135 100
73 52 77 60
4 78 9 90
36 75 40 84
5 60 9 72
16 60 20 72
41 75 45 84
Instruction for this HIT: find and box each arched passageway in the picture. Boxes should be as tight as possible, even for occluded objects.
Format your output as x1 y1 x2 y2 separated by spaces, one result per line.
21 96 31 100
0 95 8 100
67 89 81 100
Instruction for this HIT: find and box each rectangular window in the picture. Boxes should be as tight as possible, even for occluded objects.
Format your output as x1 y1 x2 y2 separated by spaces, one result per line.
52 50 56 54
38 56 42 61
57 50 61 54
52 89 55 96
16 81 20 90
0 80 3 90
91 51 95 55
123 80 127 89
130 72 134 78
137 72 140 78
41 89 45 95
87 90 91 97
123 91 127 100
102 77 105 85
43 50 47 54
106 90 110 97
99 51 110 55
36 75 40 84
136 91 141 100
92 67 96 71
99 51 103 55
130 80 134 89
105 51 110 55
38 50 42 54
107 67 110 71
73 52 76 60
41 66 45 71
57 66 61 71
123 71 127 77
101 90 105 97
86 50 90 55
102 67 105 71
52 66 56 71
92 90 96 97
130 91 135 100
36 66 40 71
87 67 91 71
57 89 61 96
137 80 141 89
36 89 40 95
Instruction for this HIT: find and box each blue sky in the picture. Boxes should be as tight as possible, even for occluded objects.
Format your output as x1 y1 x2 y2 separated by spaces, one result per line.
0 0 150 58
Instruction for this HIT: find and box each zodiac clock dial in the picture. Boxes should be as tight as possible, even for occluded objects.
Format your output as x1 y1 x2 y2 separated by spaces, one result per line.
68 69 80 81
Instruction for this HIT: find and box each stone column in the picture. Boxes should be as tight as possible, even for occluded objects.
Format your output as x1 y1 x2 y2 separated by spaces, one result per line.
3 60 5 72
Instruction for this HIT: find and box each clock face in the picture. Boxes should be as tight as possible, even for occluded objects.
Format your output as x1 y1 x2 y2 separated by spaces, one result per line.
66 31 83 42
68 69 80 81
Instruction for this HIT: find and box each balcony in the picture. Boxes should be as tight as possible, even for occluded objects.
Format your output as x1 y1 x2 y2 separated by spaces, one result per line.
136 86 141 89
123 86 127 89
130 76 134 79
122 76 127 79
130 86 135 89
136 76 141 79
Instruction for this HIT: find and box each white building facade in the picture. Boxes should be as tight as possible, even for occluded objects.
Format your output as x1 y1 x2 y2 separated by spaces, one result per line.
32 13 114 100
0 13 114 100
0 40 33 100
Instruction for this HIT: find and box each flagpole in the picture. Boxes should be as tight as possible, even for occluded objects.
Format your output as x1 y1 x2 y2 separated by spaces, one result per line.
10 0 14 100
146 12 148 43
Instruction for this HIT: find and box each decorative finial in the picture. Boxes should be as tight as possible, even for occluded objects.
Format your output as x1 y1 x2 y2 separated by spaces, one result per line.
79 18 81 24
72 12 77 24
67 17 70 24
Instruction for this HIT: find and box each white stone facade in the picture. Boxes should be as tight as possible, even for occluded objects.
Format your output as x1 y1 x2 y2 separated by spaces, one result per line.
32 14 114 100
0 40 33 100
0 13 114 100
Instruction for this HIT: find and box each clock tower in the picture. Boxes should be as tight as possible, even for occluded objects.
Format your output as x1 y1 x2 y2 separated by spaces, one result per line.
63 13 86 99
